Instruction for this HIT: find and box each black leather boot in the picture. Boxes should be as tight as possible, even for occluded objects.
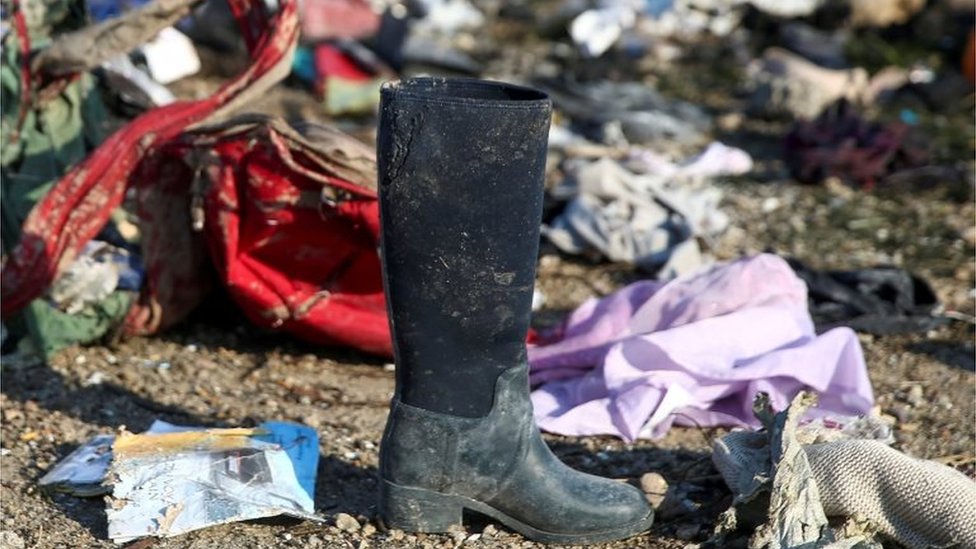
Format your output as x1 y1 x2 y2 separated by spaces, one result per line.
376 77 654 545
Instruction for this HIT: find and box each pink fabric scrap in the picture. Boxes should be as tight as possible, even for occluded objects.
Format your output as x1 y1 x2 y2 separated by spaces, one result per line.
300 0 380 41
528 254 874 441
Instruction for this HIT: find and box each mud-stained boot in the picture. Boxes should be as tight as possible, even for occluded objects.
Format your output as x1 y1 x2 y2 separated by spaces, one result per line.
375 77 654 545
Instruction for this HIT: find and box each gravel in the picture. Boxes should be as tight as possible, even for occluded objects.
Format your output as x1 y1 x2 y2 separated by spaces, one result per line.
2 13 973 549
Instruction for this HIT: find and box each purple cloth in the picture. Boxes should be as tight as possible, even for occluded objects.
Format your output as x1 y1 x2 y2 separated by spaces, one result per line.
528 254 873 441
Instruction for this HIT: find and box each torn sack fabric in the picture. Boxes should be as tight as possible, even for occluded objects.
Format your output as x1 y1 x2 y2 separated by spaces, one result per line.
712 393 976 549
527 254 873 441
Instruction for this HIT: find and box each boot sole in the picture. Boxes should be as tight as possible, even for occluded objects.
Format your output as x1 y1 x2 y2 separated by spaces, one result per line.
379 479 655 545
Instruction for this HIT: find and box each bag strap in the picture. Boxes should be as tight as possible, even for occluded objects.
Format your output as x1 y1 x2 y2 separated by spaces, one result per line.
1 0 300 318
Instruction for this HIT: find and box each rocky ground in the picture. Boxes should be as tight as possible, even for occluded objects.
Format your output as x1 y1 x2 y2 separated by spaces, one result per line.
2 13 974 549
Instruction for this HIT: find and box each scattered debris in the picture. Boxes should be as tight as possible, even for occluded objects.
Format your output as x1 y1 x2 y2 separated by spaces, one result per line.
787 259 949 335
783 100 928 189
848 0 926 28
748 48 908 118
534 78 713 147
543 142 750 276
139 26 200 84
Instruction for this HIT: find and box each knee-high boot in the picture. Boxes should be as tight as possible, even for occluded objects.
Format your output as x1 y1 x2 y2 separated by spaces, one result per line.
376 77 654 545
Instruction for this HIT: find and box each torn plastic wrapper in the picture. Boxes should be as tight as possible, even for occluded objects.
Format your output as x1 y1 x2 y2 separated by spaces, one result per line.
108 422 321 543
38 434 115 497
39 421 321 543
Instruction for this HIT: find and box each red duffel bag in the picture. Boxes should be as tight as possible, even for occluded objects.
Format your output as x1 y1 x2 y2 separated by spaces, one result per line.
133 115 392 355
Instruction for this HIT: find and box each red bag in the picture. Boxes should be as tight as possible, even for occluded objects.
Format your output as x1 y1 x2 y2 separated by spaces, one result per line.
135 116 391 355
2 0 394 356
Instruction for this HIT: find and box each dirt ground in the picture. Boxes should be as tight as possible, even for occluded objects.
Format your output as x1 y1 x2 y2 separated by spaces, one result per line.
2 17 975 549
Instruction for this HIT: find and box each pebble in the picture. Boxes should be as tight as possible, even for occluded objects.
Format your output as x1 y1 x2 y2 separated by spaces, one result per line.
900 423 919 433
716 112 743 132
0 531 25 549
906 385 924 407
448 525 467 545
640 472 669 509
889 403 912 424
761 197 780 213
84 372 106 386
389 529 405 541
335 513 360 532
481 525 497 537
361 523 376 537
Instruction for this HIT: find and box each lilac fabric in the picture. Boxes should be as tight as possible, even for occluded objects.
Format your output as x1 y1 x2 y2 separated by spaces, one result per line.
528 254 873 441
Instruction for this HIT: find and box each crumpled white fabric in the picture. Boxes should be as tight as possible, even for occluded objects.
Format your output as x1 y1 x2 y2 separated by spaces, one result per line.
544 142 751 277
50 242 122 315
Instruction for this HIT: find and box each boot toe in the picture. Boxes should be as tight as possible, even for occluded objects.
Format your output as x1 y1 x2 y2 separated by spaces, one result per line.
483 433 654 542
562 470 654 533
484 468 654 544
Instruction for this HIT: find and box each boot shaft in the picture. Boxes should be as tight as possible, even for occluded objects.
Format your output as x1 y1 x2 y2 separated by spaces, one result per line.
377 78 552 417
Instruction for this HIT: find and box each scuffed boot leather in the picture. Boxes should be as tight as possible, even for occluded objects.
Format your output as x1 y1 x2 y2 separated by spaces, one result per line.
376 77 653 544
379 363 654 544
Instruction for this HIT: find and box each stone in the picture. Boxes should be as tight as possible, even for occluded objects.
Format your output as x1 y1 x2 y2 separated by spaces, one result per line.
906 385 924 407
335 512 361 532
889 403 912 424
640 472 669 509
0 531 25 549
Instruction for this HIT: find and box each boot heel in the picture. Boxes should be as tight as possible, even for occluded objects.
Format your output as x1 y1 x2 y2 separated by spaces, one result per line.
379 480 463 533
